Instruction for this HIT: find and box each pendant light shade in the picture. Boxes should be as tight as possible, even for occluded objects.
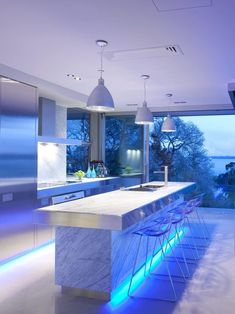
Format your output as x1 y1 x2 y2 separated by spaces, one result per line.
161 114 176 132
135 101 154 125
161 93 176 132
87 77 114 111
135 75 154 125
87 40 115 112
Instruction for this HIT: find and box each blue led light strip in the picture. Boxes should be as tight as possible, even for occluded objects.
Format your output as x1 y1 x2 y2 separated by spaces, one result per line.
0 228 186 308
0 241 55 272
109 228 186 308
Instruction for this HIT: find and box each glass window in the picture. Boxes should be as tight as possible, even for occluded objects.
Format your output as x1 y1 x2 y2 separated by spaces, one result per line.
105 115 143 176
67 109 90 174
150 115 235 208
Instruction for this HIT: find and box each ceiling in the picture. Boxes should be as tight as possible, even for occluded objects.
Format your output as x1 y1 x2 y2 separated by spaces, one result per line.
0 0 235 113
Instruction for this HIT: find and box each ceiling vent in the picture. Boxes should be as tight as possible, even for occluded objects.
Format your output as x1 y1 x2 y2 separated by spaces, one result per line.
174 101 187 104
228 83 235 108
103 45 183 61
126 103 138 107
152 0 213 12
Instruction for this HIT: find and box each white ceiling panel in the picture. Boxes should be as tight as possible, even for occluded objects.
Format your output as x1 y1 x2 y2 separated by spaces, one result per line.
0 0 234 113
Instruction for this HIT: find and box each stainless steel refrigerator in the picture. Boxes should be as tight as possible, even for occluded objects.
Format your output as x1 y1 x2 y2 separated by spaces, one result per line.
0 76 38 263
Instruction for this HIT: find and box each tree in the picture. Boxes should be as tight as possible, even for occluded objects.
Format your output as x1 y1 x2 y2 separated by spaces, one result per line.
216 162 235 185
105 116 142 175
67 117 90 173
150 117 215 203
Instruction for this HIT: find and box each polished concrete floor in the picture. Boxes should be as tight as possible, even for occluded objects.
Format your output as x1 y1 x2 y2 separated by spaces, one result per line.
0 208 235 314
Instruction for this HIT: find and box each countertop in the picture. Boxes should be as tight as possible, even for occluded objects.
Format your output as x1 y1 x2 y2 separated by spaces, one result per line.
35 181 195 230
37 176 120 198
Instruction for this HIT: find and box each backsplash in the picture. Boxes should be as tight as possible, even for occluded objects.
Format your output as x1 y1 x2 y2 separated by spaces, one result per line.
38 102 67 183
37 144 66 183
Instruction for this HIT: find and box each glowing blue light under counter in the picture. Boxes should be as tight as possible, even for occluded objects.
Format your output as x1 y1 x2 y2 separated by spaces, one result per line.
0 227 186 309
109 228 186 308
0 241 54 273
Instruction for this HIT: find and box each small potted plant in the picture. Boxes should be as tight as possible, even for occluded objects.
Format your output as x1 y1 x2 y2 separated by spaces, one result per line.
74 170 85 181
124 165 133 174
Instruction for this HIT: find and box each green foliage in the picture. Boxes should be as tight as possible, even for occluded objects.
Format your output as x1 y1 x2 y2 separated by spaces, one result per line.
124 165 133 174
214 162 235 208
215 162 235 185
74 170 85 179
150 117 215 202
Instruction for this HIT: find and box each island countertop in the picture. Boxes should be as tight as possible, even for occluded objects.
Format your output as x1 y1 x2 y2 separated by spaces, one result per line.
35 181 195 230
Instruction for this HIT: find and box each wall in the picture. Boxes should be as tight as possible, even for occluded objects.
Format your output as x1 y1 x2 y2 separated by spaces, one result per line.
38 144 66 182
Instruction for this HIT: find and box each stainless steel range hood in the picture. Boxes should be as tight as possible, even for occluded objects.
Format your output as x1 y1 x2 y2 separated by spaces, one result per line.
37 135 89 145
38 97 89 145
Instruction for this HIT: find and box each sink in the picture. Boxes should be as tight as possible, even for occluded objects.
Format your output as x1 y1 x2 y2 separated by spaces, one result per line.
126 187 156 192
144 184 165 188
124 184 164 192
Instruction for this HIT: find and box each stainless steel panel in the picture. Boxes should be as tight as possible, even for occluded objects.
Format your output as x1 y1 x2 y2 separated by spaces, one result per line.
61 286 110 301
0 76 38 262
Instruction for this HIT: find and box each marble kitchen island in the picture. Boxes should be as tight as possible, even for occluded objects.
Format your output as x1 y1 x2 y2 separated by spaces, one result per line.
35 181 195 301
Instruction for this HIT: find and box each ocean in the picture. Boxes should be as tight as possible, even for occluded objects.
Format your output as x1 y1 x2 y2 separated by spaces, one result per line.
210 157 235 176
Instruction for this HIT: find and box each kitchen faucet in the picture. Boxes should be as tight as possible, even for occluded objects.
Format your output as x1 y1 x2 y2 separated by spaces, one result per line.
153 165 168 186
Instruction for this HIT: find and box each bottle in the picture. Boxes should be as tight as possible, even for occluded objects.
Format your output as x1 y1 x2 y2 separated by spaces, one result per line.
91 166 96 178
86 163 91 178
96 163 102 177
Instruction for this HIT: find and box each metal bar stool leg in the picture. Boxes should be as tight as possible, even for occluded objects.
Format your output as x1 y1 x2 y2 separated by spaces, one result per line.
162 231 187 282
194 207 210 241
159 237 177 302
149 237 158 274
144 236 149 277
173 224 191 278
185 216 201 259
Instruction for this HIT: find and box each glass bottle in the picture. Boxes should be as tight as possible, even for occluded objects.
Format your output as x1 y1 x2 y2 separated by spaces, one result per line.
91 166 96 178
86 163 91 178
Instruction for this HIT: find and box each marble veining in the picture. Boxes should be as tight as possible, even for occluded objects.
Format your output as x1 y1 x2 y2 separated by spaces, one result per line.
55 227 111 292
54 195 184 295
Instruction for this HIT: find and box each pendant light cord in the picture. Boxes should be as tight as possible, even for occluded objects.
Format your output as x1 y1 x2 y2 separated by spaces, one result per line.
141 75 149 104
99 46 105 78
144 78 146 102
166 93 172 113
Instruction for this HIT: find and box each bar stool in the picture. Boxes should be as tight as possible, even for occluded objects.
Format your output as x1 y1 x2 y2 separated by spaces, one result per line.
165 206 192 278
149 214 187 282
187 193 210 241
166 202 200 275
168 196 208 262
128 216 179 302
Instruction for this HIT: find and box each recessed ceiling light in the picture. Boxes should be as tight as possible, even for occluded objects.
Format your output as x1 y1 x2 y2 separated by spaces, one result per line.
66 74 81 81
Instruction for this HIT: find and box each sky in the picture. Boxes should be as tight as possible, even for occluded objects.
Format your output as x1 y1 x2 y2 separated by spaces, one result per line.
181 115 235 156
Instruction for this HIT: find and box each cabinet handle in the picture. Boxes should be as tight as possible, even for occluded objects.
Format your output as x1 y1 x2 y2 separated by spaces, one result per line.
65 194 76 200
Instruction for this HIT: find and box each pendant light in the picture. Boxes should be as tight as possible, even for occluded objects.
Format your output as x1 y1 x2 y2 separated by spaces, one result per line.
135 75 154 125
161 93 176 132
87 40 114 112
